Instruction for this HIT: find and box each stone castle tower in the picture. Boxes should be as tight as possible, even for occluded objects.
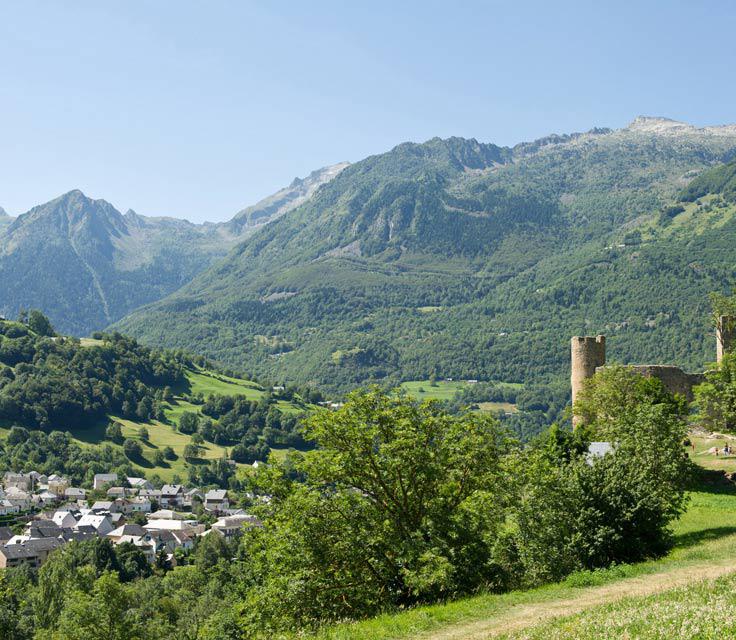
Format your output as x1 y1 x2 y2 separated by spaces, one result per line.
571 314 736 425
717 315 736 363
570 335 606 407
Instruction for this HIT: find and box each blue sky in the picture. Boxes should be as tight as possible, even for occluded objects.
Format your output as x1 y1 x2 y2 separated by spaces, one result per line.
1 1 735 222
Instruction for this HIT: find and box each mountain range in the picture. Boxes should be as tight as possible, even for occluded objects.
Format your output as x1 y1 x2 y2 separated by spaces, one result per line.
111 117 736 392
0 163 347 334
5 116 736 394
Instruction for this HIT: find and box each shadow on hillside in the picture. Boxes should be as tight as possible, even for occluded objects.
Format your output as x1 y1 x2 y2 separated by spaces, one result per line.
140 439 157 449
690 468 736 495
71 422 108 445
673 526 736 550
127 454 154 469
170 378 193 397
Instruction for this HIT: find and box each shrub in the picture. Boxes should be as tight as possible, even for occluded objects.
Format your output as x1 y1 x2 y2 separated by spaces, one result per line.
123 439 142 460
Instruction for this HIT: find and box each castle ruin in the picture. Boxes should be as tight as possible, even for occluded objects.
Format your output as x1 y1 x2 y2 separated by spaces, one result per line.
571 315 736 419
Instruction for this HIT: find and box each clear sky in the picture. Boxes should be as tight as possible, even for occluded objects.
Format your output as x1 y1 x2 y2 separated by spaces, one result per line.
1 1 735 222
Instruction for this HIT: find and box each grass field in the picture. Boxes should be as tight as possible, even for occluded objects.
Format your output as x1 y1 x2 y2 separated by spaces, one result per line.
400 380 521 413
299 446 736 640
401 380 522 400
689 432 736 472
104 368 312 480
183 368 264 399
500 572 736 639
0 368 308 482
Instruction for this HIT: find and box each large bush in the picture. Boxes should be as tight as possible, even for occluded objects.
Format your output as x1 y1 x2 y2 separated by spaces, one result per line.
241 389 512 630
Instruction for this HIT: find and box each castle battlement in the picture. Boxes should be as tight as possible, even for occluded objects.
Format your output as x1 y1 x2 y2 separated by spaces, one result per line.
571 315 735 426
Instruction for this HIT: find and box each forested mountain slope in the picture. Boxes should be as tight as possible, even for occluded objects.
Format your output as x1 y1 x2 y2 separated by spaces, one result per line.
0 164 345 335
115 117 736 392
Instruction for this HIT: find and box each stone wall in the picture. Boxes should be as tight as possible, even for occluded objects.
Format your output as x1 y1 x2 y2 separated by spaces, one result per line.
596 364 704 402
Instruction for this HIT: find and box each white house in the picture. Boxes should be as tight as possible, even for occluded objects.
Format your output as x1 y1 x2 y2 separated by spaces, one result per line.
138 488 161 497
127 477 154 491
144 519 204 535
107 486 138 499
182 488 203 508
64 487 87 501
47 475 69 497
93 473 118 491
129 496 152 513
160 485 185 508
52 510 78 529
90 500 115 513
3 473 31 491
76 514 114 536
107 523 148 542
5 488 31 511
204 489 229 513
0 499 20 516
211 514 262 539
33 490 60 508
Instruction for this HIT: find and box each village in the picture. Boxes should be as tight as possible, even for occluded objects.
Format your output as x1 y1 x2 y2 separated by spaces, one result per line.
0 470 262 569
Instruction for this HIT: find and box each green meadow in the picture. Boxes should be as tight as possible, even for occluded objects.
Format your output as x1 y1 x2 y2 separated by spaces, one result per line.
1 367 308 482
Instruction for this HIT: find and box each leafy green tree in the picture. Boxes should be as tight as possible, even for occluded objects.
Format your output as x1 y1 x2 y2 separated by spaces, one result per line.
241 389 511 630
51 572 149 640
183 443 201 460
573 365 686 432
163 446 176 460
27 310 55 337
178 412 199 434
115 543 152 582
514 371 690 585
123 439 142 460
0 571 33 640
6 426 29 446
105 422 123 444
139 426 149 441
153 449 166 466
694 353 736 431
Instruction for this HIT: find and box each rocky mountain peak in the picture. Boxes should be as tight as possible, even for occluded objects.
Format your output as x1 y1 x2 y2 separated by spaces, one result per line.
625 116 694 134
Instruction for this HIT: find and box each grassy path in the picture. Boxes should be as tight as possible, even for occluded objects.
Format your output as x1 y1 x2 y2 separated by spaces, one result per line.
307 482 736 640
429 560 736 639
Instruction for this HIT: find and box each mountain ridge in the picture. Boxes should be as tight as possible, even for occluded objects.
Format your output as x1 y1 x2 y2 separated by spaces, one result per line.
0 164 347 334
113 119 736 393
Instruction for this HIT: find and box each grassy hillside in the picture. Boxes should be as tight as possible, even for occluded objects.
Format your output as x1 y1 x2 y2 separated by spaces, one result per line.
115 121 736 397
73 369 273 482
0 322 313 485
0 365 311 483
299 457 736 640
400 380 520 413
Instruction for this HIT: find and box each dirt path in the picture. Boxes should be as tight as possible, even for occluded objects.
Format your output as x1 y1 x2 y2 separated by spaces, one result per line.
419 561 736 640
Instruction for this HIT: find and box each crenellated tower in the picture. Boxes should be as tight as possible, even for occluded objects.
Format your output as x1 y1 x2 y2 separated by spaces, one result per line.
570 335 606 422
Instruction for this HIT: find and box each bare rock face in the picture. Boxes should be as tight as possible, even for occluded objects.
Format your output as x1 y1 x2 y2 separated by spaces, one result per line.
626 115 736 137
227 162 350 233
